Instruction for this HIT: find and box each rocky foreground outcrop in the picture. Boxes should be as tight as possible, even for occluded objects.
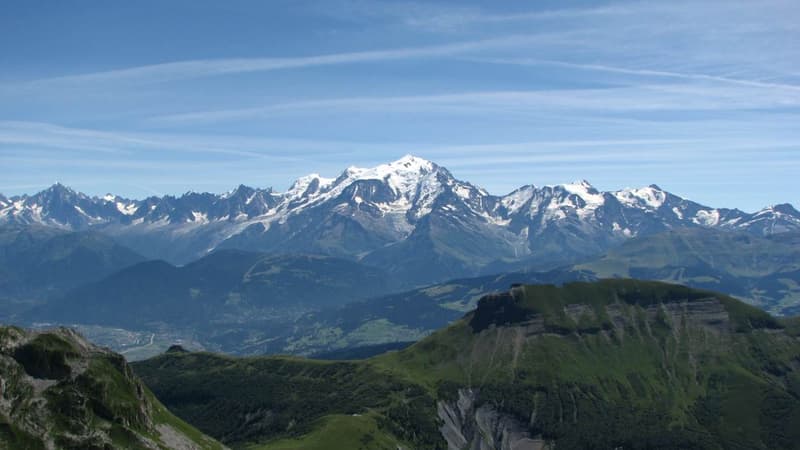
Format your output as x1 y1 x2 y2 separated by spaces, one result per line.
0 326 225 450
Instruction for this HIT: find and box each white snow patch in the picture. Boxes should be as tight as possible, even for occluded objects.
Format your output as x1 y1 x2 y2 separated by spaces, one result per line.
116 202 138 216
693 209 720 226
453 184 472 200
72 204 104 222
614 186 666 209
613 222 633 236
190 211 209 224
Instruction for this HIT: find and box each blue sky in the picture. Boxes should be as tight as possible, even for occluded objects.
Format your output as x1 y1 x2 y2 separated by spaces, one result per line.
1 0 798 211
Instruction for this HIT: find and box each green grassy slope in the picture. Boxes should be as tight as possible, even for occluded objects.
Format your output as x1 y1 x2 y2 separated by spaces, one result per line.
132 352 435 449
245 414 400 450
374 280 800 449
134 280 800 449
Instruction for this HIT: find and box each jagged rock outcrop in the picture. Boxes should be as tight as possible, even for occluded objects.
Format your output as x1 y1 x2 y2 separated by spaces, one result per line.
438 388 547 450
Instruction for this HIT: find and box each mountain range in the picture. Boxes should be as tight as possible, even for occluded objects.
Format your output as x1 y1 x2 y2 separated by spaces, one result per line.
3 155 799 286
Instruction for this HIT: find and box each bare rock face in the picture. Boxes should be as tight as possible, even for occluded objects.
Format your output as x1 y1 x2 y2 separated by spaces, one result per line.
438 388 548 450
648 299 730 333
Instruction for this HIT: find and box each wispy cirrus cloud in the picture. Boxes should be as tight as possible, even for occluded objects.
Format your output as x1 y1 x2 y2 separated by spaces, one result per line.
0 120 405 160
321 0 798 35
0 120 425 173
2 0 797 209
17 34 550 87
3 119 798 209
152 82 800 125
312 0 638 32
463 58 800 93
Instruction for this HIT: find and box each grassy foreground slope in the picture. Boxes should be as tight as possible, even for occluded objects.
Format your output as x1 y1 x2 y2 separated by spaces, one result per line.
0 326 225 450
132 349 434 449
134 280 800 450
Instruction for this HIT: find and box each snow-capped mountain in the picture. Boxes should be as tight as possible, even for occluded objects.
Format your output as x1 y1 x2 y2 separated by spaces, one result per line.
1 155 798 284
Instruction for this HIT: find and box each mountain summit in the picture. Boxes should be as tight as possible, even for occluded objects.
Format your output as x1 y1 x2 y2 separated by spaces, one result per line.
1 156 798 284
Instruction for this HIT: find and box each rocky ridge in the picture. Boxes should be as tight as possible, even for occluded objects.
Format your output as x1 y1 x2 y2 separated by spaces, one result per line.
0 326 225 450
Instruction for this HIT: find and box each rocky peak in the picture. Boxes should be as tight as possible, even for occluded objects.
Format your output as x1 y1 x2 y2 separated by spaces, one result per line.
286 173 335 198
31 183 76 203
341 155 443 196
758 203 800 217
223 184 255 199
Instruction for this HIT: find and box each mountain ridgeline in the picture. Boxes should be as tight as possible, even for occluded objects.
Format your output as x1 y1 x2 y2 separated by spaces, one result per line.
3 156 799 286
132 280 800 450
256 227 800 357
575 228 800 316
31 249 397 330
0 224 146 319
2 225 799 359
